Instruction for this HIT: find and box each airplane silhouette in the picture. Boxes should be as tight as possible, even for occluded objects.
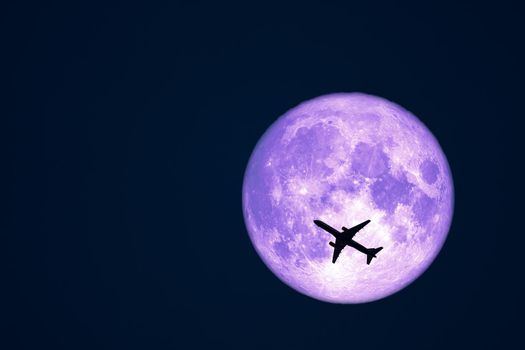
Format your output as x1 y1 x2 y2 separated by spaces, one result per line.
313 219 383 264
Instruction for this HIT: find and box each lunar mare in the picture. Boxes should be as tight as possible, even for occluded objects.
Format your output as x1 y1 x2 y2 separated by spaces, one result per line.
242 93 454 303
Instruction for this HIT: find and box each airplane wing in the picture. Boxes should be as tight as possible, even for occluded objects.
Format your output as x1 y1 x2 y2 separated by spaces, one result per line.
313 220 341 237
342 220 371 239
329 240 345 263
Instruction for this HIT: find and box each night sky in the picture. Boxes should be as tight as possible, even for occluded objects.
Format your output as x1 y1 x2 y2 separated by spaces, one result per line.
6 1 523 349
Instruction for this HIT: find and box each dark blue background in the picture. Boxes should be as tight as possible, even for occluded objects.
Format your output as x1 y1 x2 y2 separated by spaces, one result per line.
6 1 522 349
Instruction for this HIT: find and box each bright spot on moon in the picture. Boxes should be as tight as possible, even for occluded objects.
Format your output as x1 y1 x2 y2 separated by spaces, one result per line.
242 93 454 303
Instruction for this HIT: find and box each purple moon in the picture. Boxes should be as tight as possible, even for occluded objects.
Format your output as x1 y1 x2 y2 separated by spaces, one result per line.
242 93 454 303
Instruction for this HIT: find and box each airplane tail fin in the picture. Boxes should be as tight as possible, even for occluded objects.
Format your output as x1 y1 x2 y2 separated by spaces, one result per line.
366 247 383 265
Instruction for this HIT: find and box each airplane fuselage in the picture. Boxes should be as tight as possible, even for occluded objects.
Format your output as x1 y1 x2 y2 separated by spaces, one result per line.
336 235 369 255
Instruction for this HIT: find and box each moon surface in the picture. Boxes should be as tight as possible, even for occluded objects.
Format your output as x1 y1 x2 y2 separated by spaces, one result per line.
242 93 454 303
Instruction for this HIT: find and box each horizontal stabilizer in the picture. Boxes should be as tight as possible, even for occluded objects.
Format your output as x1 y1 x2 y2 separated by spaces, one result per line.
366 247 383 265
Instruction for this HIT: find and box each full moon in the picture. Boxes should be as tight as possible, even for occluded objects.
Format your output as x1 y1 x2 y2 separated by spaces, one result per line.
242 93 454 303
